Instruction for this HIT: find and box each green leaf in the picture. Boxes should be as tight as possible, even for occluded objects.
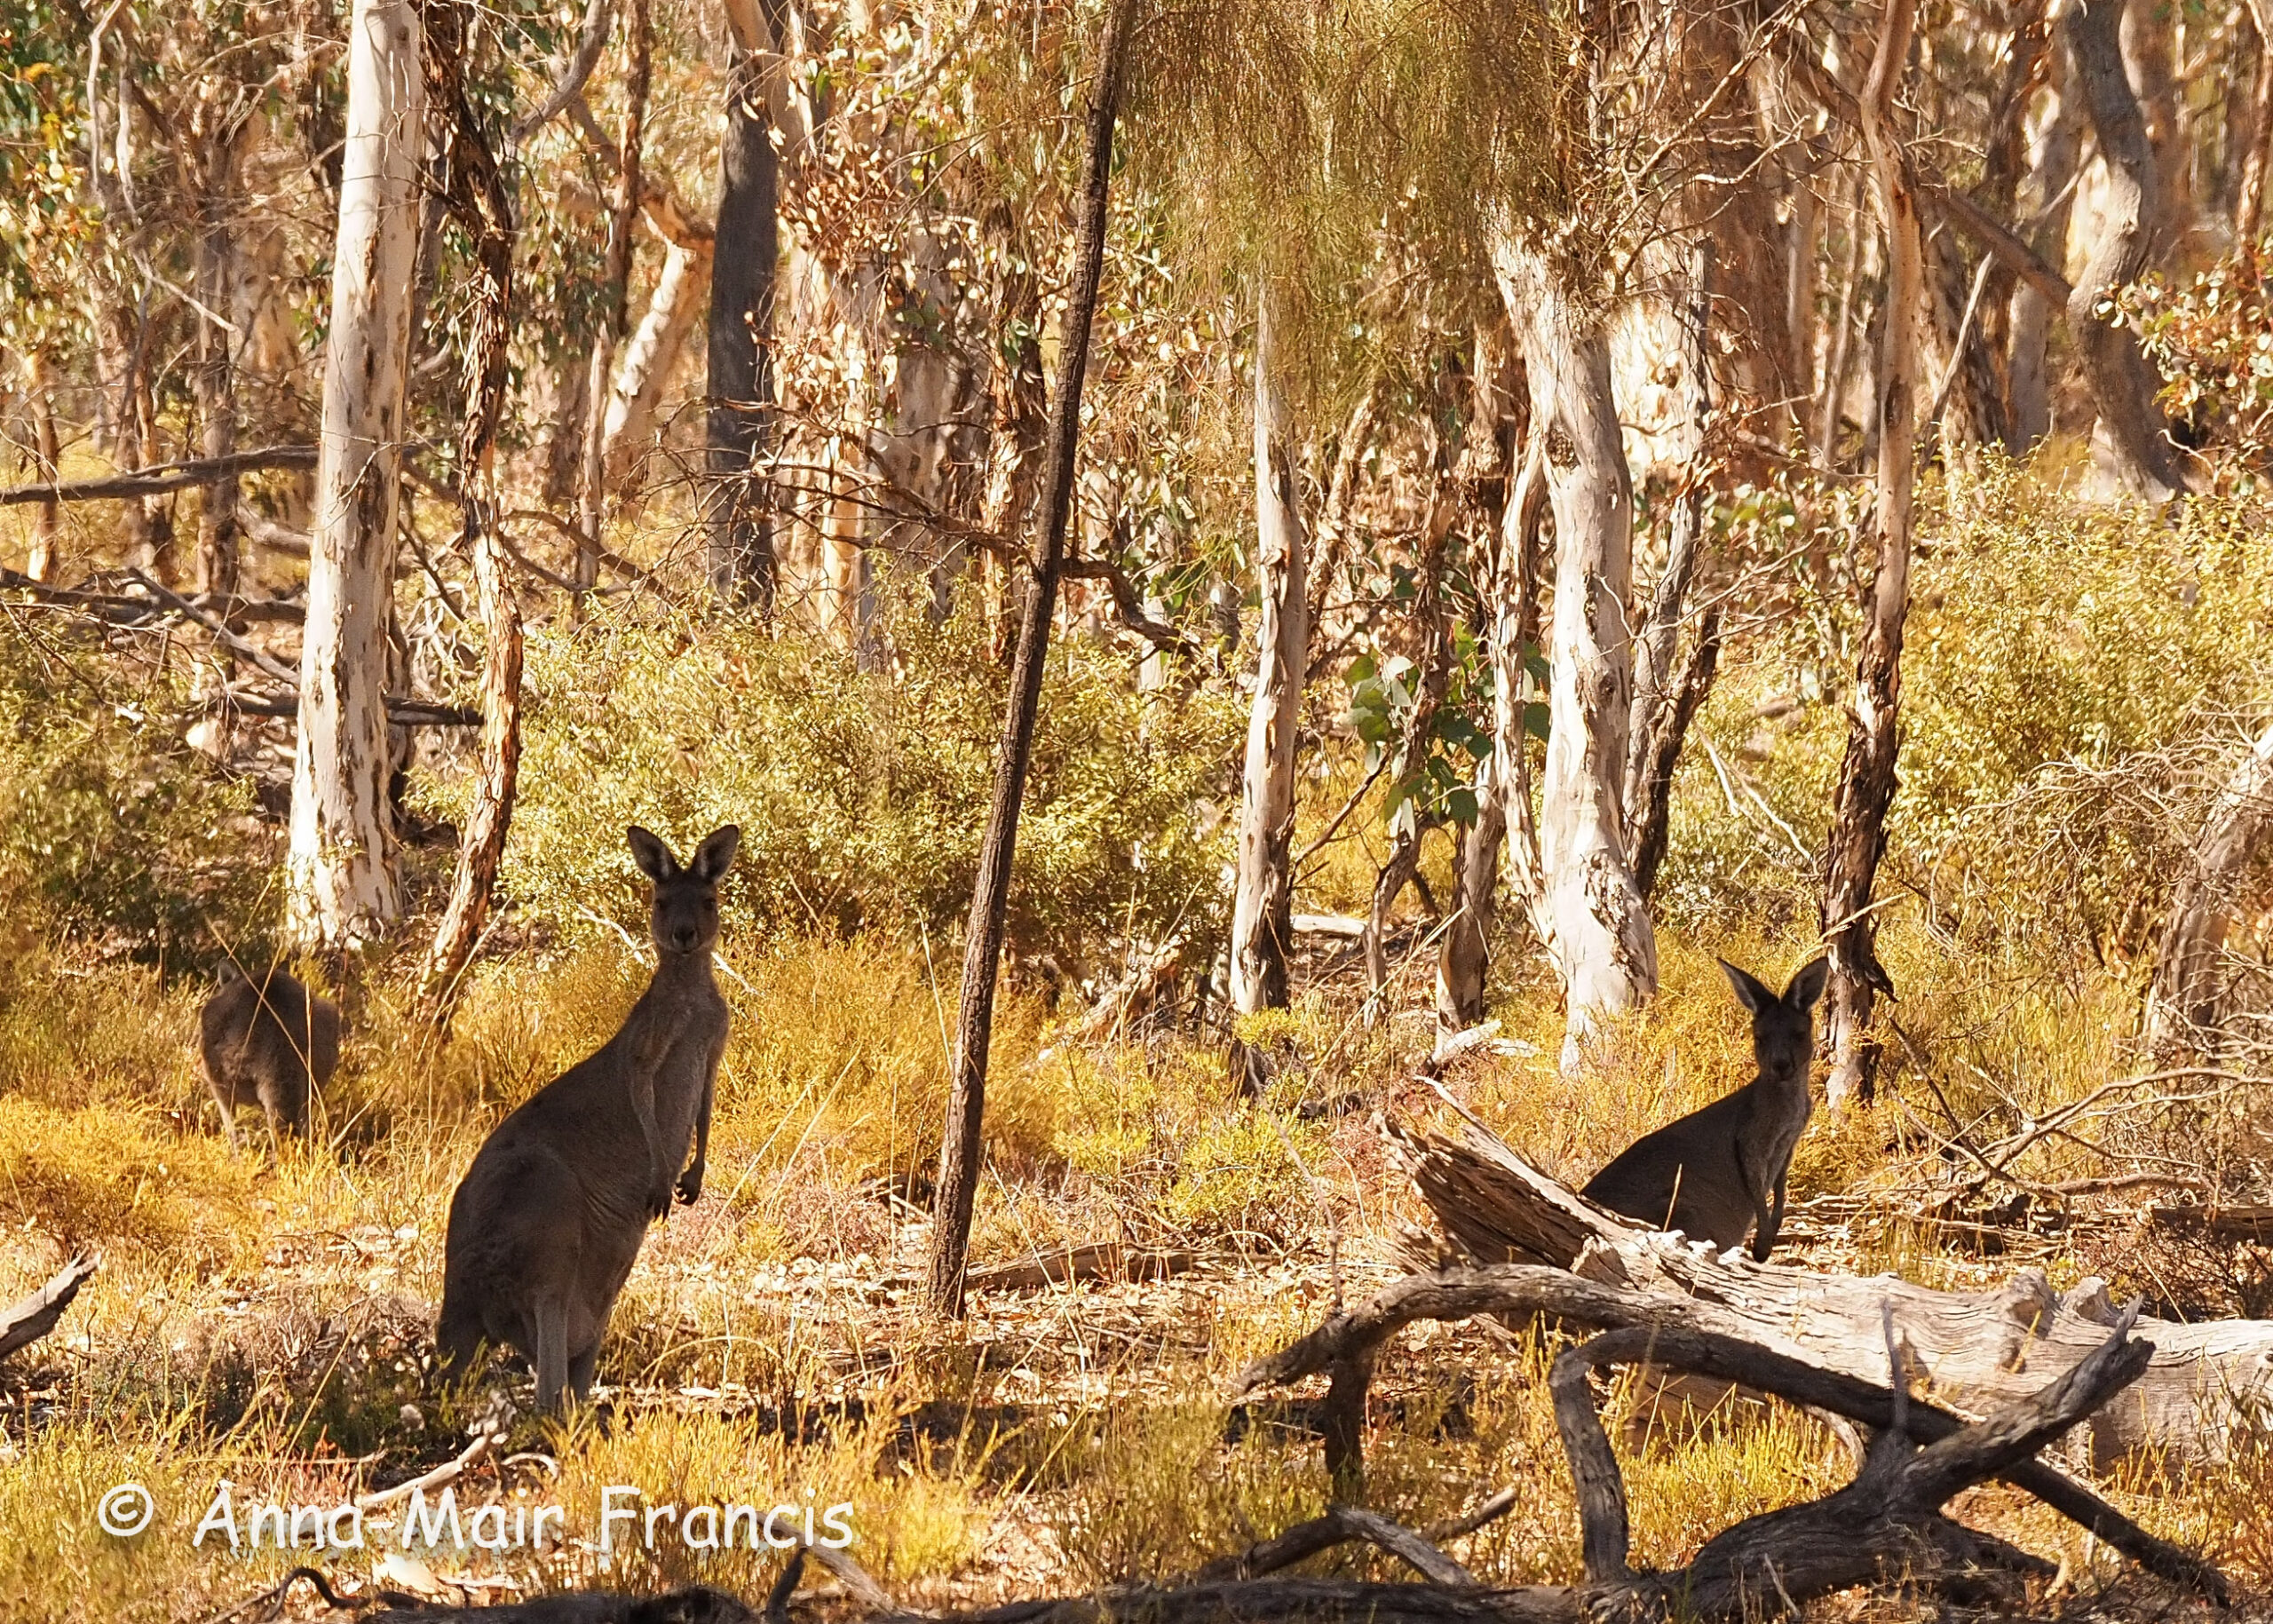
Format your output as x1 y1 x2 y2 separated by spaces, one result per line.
1524 702 1551 741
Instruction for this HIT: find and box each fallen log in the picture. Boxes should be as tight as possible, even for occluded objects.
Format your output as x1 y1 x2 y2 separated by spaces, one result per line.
0 1254 97 1364
1387 1090 2273 1467
964 1242 1194 1294
912 1313 2217 1622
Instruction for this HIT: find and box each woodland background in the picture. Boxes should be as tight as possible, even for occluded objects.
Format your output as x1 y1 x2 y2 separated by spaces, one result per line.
0 0 2271 1616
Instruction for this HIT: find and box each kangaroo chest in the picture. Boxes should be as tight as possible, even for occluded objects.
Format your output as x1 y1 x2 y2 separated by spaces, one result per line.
647 994 726 1150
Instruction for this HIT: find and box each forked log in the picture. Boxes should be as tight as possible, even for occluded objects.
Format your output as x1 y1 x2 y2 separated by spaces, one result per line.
1385 1095 2273 1467
912 1309 2218 1621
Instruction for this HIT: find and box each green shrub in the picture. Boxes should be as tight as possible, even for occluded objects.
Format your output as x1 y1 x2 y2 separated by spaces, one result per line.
0 617 280 966
1652 466 2273 953
422 597 1239 980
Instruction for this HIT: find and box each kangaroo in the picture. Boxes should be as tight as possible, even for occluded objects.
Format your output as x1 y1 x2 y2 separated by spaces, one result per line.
436 824 739 1411
1580 957 1828 1262
198 962 341 1153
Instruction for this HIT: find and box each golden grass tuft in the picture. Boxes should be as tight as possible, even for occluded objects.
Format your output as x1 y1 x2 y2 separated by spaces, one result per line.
0 1098 256 1268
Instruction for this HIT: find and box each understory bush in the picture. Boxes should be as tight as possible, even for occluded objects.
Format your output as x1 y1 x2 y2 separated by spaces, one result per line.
424 595 1239 981
0 614 279 967
1653 468 2273 960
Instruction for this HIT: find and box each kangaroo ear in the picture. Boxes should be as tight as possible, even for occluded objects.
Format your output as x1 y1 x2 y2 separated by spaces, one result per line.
1785 957 1832 1011
627 826 678 883
1718 958 1776 1014
688 825 741 883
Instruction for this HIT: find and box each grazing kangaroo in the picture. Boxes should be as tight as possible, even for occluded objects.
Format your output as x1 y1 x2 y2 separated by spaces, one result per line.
436 824 738 1411
1580 957 1829 1262
198 962 341 1153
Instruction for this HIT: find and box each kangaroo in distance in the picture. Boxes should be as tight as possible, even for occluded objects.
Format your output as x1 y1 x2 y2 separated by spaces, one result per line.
1580 957 1829 1263
437 824 739 1411
198 962 341 1153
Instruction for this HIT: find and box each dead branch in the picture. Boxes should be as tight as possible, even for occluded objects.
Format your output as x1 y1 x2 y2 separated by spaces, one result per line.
0 1254 97 1364
1193 1504 1477 1586
908 1311 2203 1622
0 447 318 508
1059 557 1199 654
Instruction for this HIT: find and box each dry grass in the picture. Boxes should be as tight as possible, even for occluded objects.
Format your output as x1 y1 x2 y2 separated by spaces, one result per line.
0 908 2265 1624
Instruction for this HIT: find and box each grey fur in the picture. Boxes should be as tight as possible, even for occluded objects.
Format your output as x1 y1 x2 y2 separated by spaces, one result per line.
198 963 341 1153
1580 956 1829 1262
436 824 739 1411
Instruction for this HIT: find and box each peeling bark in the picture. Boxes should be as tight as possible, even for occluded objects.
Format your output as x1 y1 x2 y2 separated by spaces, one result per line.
1819 0 1925 1107
704 36 779 609
2062 0 2193 498
1491 230 1657 1066
420 0 522 1027
289 0 425 952
2146 721 2273 1054
1228 298 1311 1053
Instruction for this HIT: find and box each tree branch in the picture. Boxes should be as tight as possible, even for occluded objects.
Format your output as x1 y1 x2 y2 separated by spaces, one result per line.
0 447 318 508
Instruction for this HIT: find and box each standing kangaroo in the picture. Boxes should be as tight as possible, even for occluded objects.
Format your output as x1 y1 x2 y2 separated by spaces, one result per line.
199 962 341 1153
436 824 738 1410
1580 957 1829 1262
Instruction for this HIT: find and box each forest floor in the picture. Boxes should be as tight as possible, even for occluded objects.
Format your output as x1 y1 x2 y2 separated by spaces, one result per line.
0 915 2269 1624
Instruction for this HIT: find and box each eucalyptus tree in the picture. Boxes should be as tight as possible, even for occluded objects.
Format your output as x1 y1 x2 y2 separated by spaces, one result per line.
926 0 1140 1319
289 0 426 951
1818 0 1926 1106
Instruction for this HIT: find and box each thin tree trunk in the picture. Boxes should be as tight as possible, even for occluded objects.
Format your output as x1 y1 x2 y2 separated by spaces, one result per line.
1491 231 1658 1067
23 353 59 582
2009 59 2084 449
421 0 522 1026
1226 294 1311 1079
187 114 244 761
2145 722 2273 1055
1816 173 1868 466
1365 501 1453 1002
2237 4 2273 244
924 0 1135 1320
576 0 650 593
1437 329 1519 1030
1819 0 1925 1108
1625 238 1712 833
2121 0 2188 245
1623 240 1716 901
1976 0 2056 448
291 0 424 951
2063 0 2192 499
603 237 713 485
705 29 779 608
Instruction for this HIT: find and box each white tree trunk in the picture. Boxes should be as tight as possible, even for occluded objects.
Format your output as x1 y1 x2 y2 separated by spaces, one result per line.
602 237 713 486
2146 721 2273 1053
1228 300 1310 1034
289 0 423 950
1491 228 1658 1066
2008 61 2083 450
